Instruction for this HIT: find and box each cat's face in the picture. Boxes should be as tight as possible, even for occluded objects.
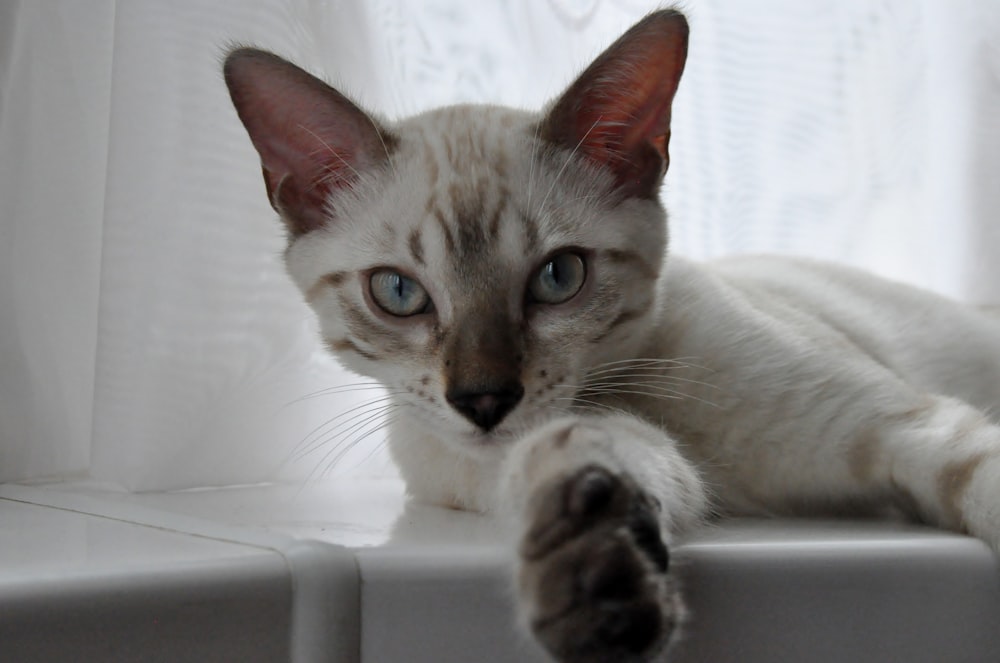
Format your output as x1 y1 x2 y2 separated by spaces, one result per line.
224 12 688 458
286 106 666 456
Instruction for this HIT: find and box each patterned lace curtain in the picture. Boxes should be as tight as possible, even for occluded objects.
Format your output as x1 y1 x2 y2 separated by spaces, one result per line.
1 0 998 490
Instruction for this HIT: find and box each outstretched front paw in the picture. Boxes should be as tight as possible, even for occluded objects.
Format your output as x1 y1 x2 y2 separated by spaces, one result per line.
519 465 681 663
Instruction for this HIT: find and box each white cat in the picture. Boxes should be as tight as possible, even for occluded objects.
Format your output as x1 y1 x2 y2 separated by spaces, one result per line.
224 10 1000 662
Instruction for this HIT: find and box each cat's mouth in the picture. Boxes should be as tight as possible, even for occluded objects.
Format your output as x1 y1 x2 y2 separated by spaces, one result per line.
465 429 514 445
461 427 519 452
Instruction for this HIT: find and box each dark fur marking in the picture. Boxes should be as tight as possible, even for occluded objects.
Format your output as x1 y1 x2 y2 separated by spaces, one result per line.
520 210 540 249
306 271 349 303
434 208 456 253
938 453 988 529
552 426 573 449
604 248 658 279
336 295 406 354
847 425 882 483
488 194 508 240
425 147 440 189
850 399 935 484
443 134 455 165
590 307 647 344
408 228 425 265
449 181 489 259
325 337 378 361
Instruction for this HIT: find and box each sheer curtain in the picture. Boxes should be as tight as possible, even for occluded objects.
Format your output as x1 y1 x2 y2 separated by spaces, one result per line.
1 0 998 491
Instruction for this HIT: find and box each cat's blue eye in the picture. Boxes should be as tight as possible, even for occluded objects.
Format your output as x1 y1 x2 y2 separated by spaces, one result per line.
369 270 431 317
529 253 586 305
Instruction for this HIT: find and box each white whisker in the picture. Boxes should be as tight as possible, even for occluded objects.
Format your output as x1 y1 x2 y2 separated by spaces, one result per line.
579 387 682 401
307 406 403 483
584 356 710 375
319 412 401 480
360 110 399 180
553 395 630 417
583 381 719 408
583 372 722 391
284 382 396 407
538 115 603 214
526 119 541 212
288 397 400 463
300 124 363 183
308 402 402 458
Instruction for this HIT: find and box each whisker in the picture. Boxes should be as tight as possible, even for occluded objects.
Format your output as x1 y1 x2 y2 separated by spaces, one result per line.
583 357 710 376
553 395 630 417
288 397 400 463
360 110 399 180
323 404 400 476
581 384 720 409
300 124 363 182
538 115 603 213
303 402 402 461
577 387 682 401
560 375 720 409
307 406 401 484
354 436 391 469
284 382 397 407
526 119 541 212
293 394 395 443
587 356 695 367
320 412 401 480
582 372 722 391
584 363 702 377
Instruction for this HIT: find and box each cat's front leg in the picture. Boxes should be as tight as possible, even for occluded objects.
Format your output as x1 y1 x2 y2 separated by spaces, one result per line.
500 415 708 662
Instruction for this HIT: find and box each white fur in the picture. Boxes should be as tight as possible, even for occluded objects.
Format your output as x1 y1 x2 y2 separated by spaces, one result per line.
226 26 1000 659
227 21 1000 659
282 104 1000 554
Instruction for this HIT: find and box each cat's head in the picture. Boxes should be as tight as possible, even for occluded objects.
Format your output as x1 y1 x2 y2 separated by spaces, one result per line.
224 11 688 458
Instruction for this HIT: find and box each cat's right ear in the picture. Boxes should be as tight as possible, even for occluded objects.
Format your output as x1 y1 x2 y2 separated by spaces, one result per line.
541 10 688 200
223 49 396 236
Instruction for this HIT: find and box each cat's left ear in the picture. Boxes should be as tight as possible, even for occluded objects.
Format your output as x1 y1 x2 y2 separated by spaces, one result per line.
542 10 688 200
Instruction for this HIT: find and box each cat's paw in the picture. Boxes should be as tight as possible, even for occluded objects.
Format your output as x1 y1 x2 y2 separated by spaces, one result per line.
518 465 681 663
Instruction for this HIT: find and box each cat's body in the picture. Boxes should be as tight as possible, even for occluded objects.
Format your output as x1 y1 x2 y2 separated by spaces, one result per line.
225 10 1000 662
389 250 1000 521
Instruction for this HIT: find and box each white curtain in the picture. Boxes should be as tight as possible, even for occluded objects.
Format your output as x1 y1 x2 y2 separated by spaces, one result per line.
2 0 998 491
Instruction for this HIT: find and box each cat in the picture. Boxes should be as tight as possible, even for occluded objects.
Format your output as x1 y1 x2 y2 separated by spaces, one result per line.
224 9 1000 663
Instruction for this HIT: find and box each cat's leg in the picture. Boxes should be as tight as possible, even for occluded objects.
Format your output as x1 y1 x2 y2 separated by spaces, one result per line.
869 394 1000 550
499 414 709 663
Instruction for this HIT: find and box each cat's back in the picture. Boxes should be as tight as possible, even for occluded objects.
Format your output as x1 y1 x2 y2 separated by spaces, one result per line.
689 255 1000 410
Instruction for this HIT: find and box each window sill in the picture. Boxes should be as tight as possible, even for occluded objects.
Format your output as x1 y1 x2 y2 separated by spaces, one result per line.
2 480 997 662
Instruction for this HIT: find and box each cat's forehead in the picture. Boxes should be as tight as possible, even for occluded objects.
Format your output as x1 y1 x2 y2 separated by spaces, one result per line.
347 103 645 274
303 102 656 283
395 105 536 183
375 106 537 283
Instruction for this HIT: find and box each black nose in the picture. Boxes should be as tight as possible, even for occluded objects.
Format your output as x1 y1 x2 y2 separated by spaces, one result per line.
446 383 524 432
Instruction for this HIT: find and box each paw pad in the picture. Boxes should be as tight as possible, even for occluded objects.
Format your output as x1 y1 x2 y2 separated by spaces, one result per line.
519 466 678 663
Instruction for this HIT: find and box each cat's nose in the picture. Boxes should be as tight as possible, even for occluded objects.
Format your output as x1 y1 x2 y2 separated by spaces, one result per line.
446 383 524 432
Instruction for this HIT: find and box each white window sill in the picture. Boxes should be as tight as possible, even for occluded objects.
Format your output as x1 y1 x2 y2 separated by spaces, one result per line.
1 480 998 662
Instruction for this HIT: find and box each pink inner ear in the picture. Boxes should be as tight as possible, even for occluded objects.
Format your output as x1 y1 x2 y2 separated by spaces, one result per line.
545 11 688 198
224 48 393 235
254 108 365 231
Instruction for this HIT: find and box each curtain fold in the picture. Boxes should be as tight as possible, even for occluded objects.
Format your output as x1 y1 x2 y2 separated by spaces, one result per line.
0 1 115 482
1 0 998 490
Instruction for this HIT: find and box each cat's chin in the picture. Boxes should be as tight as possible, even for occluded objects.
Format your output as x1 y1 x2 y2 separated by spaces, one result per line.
457 429 518 457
